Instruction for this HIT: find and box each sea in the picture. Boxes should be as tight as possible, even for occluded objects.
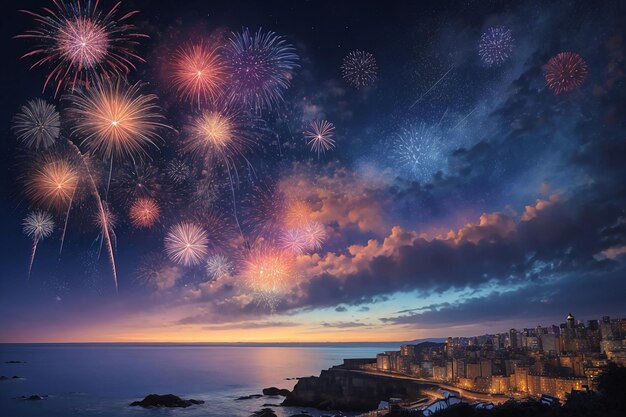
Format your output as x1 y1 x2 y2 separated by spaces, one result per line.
0 343 399 417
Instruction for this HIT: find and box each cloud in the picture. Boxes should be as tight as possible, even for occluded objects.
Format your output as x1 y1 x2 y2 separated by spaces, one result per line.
321 321 368 329
283 192 624 312
379 265 626 330
521 194 560 221
202 321 299 330
279 163 397 237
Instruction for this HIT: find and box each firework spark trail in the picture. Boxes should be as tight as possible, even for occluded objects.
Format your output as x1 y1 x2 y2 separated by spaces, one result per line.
453 105 478 129
409 65 454 110
226 166 247 245
183 109 257 244
59 187 77 255
65 139 118 291
436 108 449 128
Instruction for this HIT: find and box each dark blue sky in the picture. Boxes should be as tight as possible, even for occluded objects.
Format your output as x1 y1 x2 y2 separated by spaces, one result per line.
0 0 624 342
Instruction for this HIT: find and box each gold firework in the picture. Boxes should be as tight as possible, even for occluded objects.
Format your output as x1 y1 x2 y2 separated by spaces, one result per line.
67 77 167 160
25 157 79 210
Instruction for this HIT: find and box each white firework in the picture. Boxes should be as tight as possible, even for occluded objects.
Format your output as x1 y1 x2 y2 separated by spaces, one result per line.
205 254 233 280
13 99 60 149
478 26 514 67
164 222 209 266
22 210 55 278
304 120 335 157
23 210 55 241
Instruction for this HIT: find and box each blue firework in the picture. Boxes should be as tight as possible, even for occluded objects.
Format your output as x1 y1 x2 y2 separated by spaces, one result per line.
223 28 299 111
392 123 444 182
478 26 514 67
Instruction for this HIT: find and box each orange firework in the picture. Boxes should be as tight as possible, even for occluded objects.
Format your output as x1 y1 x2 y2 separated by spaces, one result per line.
67 77 167 160
284 199 311 228
183 110 255 167
170 41 227 106
129 197 160 228
25 157 80 211
242 245 297 309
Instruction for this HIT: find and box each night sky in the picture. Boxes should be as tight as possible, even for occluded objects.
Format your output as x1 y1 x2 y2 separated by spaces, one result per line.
1 0 625 342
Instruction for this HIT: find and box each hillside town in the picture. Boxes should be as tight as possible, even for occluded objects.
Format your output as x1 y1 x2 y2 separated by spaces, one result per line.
361 313 625 401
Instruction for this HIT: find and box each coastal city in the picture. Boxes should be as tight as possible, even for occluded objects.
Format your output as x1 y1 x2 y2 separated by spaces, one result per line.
355 313 625 401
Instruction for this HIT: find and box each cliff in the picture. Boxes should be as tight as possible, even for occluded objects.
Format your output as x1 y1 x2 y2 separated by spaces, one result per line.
282 368 423 411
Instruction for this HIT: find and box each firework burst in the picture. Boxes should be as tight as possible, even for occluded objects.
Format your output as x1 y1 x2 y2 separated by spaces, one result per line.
16 0 146 96
170 41 227 106
22 210 55 278
223 28 299 111
478 26 514 66
25 157 80 211
304 120 335 157
205 254 233 280
12 99 60 149
284 199 311 228
184 109 258 177
242 245 296 309
166 158 192 184
341 50 378 88
545 52 588 95
279 228 308 254
243 183 286 241
164 222 209 266
135 252 181 290
129 197 160 228
392 123 444 182
112 161 162 205
302 221 326 250
93 204 118 251
66 77 167 160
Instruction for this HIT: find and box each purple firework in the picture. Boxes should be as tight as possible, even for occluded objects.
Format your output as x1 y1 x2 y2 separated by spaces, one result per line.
478 26 514 67
222 28 299 111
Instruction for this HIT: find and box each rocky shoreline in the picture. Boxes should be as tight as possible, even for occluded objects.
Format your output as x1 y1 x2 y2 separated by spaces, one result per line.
282 367 424 411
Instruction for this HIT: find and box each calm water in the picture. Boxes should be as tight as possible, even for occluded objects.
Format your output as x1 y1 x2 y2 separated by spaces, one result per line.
0 344 397 417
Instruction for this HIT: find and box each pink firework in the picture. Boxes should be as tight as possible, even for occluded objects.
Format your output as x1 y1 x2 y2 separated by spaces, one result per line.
302 221 326 250
544 52 588 95
279 228 308 254
16 0 146 96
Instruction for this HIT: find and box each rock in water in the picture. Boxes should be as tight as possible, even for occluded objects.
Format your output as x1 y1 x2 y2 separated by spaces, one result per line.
250 408 278 417
130 394 204 408
236 394 264 400
263 387 291 396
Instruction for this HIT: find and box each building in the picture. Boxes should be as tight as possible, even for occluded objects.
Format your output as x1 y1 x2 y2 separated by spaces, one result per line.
432 365 446 381
376 353 391 371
